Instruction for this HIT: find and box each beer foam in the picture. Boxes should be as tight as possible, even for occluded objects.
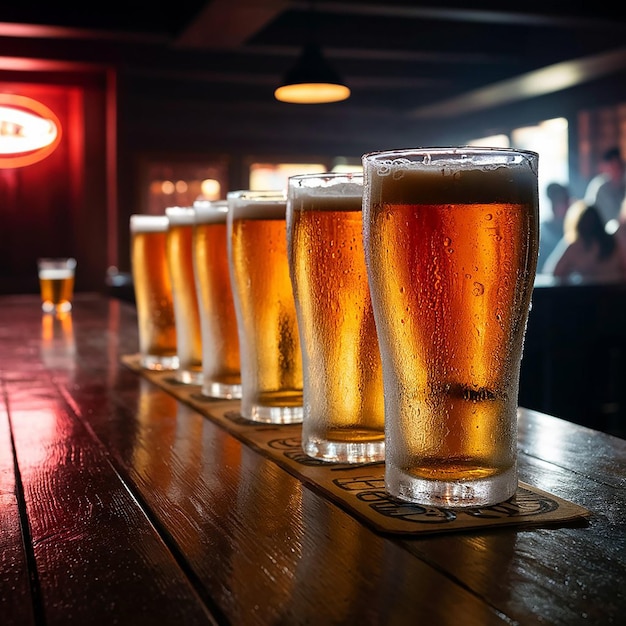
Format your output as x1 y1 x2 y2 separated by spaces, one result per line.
39 268 74 280
292 188 362 212
229 199 287 220
193 202 228 224
364 148 538 205
165 206 196 225
130 214 169 233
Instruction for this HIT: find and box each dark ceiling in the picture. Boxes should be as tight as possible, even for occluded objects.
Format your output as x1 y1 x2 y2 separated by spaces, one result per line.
2 1 626 148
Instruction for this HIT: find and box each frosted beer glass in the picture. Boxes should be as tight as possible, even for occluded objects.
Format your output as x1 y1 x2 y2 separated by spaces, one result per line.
287 172 385 463
165 206 203 384
227 190 303 424
192 199 242 399
362 147 539 507
130 214 178 371
38 257 76 313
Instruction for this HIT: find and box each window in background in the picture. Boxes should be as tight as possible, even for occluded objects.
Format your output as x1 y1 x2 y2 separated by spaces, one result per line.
141 159 229 215
471 118 569 222
248 157 363 189
249 162 326 190
467 134 510 148
512 117 569 221
330 156 363 173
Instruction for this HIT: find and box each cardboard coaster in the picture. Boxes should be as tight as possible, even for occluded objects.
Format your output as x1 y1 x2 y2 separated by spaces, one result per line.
122 354 591 535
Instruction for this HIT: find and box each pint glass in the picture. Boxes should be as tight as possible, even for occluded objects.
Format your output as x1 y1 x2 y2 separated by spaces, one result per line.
287 172 384 462
129 215 178 371
362 147 539 507
165 206 203 385
38 257 76 313
227 190 303 423
193 199 242 399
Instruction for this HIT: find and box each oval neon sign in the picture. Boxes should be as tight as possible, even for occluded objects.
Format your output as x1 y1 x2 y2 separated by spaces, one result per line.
0 94 62 168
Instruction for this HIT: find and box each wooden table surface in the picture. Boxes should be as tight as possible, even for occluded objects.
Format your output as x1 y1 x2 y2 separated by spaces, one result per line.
1 293 625 626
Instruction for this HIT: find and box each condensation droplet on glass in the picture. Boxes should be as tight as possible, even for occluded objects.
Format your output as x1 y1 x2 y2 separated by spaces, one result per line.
485 214 493 221
473 282 484 296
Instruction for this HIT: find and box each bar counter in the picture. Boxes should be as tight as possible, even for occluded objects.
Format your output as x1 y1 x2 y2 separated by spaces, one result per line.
1 293 625 626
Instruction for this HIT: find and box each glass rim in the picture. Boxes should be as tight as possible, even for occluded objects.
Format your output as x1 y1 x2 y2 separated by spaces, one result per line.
164 205 196 225
193 199 228 209
227 189 287 201
362 145 539 161
37 257 77 268
193 201 229 223
288 171 363 183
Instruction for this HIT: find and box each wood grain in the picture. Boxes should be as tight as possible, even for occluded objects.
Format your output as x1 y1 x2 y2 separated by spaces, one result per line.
1 293 625 626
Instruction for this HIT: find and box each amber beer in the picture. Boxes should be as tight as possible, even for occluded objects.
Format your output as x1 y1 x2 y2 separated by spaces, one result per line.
287 173 384 463
38 257 76 313
227 190 303 423
165 206 203 384
362 147 539 507
129 215 178 370
192 200 242 399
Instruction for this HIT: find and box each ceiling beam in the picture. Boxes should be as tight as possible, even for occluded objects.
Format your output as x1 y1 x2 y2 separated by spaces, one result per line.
175 0 291 49
409 46 626 119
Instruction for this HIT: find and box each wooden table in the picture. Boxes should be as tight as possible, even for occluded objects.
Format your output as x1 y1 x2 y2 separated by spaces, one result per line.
1 293 624 626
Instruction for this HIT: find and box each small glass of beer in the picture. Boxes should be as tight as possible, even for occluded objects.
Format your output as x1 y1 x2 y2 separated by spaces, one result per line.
227 190 303 424
192 199 242 399
362 146 539 508
287 172 385 463
37 257 76 313
129 214 178 371
165 206 203 385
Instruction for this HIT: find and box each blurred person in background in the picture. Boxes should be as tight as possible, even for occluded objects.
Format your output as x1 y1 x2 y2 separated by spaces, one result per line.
537 182 571 274
543 200 626 284
584 146 626 233
613 197 626 268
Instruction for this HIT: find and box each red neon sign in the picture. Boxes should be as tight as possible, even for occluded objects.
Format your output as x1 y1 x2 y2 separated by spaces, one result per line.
0 94 62 168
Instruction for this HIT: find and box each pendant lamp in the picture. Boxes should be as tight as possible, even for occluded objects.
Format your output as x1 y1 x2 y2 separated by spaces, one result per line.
274 41 350 104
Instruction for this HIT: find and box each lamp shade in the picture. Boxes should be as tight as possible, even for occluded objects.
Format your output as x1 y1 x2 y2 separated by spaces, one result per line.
274 42 350 104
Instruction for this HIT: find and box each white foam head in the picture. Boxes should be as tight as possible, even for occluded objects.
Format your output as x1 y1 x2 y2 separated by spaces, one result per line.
165 206 196 226
193 200 228 224
130 214 169 233
288 172 363 211
37 257 76 278
39 268 74 279
227 190 287 220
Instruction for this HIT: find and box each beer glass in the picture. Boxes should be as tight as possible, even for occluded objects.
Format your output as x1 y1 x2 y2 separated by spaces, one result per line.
287 172 384 463
192 199 242 399
165 206 203 385
129 214 178 371
362 147 539 507
37 257 76 313
227 190 303 423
